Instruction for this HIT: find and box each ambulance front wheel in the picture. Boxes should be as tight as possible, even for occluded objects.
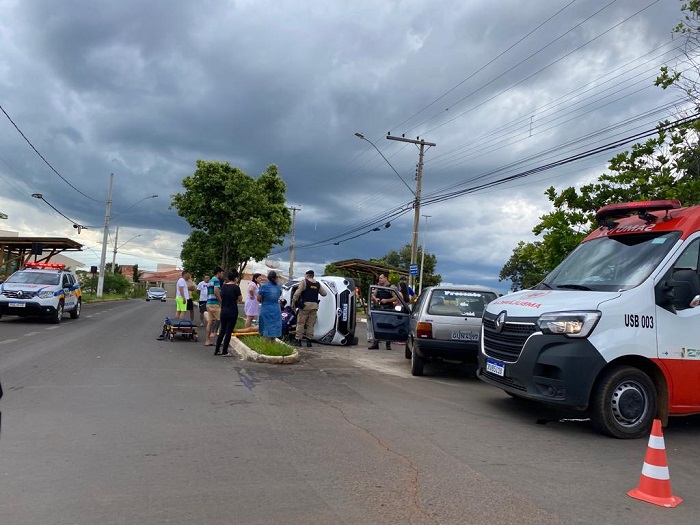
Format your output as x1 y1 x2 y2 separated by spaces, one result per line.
590 365 656 439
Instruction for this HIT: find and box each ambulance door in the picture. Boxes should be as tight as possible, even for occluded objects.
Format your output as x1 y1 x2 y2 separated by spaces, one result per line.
654 236 700 409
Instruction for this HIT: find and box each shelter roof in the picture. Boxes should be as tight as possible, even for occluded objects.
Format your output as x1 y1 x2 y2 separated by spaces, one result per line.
329 258 408 279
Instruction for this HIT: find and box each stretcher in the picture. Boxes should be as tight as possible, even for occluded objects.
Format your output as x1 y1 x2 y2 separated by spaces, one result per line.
164 319 199 342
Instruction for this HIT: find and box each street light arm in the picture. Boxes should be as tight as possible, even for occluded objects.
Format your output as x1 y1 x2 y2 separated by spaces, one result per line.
117 234 142 250
354 132 415 197
111 194 158 221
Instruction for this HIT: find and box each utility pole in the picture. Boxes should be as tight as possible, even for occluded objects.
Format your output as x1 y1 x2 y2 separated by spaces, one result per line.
386 134 436 289
111 225 119 273
288 206 301 280
97 173 114 297
418 214 431 295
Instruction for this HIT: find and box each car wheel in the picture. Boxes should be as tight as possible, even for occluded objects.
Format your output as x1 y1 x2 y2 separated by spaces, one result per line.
70 299 81 319
411 346 424 376
405 337 412 359
146 298 150 301
52 301 64 324
590 365 656 439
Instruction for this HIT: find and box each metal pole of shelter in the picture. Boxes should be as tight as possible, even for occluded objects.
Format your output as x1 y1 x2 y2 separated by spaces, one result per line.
96 173 114 297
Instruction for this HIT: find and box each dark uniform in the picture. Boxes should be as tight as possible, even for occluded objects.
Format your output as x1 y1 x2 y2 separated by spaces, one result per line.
292 275 327 346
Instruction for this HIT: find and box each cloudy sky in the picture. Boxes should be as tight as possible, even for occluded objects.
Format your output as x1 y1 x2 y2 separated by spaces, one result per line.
0 0 690 292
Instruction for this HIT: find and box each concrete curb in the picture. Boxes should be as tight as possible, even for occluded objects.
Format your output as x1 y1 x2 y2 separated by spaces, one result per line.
229 336 301 364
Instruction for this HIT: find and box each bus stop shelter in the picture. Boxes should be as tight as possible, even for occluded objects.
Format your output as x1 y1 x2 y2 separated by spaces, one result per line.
0 236 83 278
329 258 408 280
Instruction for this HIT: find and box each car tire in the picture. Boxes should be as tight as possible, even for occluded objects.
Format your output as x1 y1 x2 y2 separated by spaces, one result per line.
70 299 81 319
411 347 424 376
590 365 656 439
52 301 64 324
146 298 150 301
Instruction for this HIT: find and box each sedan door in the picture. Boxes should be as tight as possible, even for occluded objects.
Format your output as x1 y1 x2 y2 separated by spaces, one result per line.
368 285 410 342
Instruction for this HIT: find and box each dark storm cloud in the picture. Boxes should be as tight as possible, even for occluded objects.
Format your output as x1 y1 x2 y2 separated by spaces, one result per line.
0 0 688 283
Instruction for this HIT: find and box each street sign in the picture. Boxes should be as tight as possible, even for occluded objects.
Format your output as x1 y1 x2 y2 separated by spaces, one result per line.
409 264 419 276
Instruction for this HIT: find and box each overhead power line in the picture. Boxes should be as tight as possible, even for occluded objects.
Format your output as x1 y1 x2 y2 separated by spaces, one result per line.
0 104 102 203
277 113 697 253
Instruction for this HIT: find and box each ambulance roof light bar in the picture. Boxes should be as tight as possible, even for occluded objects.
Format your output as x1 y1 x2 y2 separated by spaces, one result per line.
24 262 66 271
595 200 681 226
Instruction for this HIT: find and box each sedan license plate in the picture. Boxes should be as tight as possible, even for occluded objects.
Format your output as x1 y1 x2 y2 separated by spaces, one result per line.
451 331 479 341
8 302 26 308
485 358 505 377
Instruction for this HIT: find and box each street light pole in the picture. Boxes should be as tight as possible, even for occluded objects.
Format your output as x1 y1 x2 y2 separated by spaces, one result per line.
386 134 436 290
96 173 114 297
418 214 431 295
288 205 300 280
111 225 119 273
112 230 142 272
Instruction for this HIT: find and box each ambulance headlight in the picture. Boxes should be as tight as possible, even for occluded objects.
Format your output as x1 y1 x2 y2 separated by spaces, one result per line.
537 311 601 338
37 291 55 299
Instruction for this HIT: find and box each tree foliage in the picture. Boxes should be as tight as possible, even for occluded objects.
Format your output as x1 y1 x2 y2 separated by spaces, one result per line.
377 243 441 287
171 161 291 278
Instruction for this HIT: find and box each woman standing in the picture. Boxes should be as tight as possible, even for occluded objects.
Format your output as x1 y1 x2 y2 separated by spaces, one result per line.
215 270 243 356
244 273 261 328
256 271 283 342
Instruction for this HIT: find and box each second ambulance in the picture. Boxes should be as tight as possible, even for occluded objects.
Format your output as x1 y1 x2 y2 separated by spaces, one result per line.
478 200 700 438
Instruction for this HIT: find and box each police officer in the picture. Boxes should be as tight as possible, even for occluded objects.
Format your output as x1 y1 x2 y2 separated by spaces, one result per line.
291 270 327 347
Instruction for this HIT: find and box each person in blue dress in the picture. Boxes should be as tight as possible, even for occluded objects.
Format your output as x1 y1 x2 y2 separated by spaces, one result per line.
256 270 283 342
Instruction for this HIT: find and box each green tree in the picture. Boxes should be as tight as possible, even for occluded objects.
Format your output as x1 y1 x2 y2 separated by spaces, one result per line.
378 243 441 287
78 272 131 295
500 130 700 291
171 161 292 276
132 264 141 283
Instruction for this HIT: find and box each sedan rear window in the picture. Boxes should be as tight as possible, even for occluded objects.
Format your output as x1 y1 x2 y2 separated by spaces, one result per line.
427 289 497 317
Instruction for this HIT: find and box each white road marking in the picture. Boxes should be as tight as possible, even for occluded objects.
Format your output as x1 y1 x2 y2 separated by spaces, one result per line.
25 332 39 337
0 339 18 345
45 326 60 330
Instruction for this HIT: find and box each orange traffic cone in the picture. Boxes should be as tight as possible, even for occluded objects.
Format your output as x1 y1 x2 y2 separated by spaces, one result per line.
627 419 682 508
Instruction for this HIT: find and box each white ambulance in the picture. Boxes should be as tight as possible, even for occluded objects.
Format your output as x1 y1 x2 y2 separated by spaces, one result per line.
477 200 700 438
281 276 358 346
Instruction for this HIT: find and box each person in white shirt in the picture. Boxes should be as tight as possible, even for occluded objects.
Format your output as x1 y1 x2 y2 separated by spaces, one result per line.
175 270 190 320
196 275 210 326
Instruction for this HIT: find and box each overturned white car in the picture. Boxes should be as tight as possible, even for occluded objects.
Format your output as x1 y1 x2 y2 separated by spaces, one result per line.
281 276 358 346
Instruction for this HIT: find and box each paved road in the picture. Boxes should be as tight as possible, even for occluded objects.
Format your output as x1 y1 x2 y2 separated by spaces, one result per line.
0 300 698 524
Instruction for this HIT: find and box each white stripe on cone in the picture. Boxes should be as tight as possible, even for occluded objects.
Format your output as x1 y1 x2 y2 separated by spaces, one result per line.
648 435 664 449
641 463 670 480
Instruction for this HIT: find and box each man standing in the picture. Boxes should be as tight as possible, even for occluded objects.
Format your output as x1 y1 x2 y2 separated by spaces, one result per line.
369 273 397 350
396 275 415 303
204 267 223 346
175 270 190 320
186 274 197 323
196 275 210 327
291 270 327 347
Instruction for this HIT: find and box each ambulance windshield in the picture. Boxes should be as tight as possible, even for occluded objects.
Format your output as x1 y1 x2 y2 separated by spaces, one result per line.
539 231 680 292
